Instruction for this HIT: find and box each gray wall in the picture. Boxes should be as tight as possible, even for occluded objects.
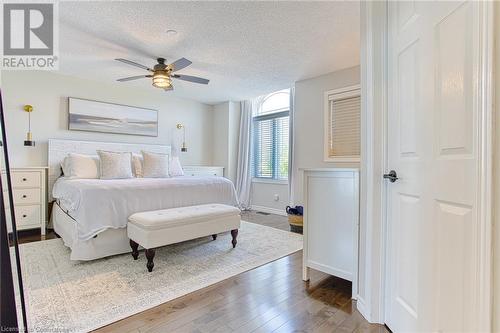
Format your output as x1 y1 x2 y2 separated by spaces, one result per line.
212 101 240 183
293 66 360 204
251 181 289 213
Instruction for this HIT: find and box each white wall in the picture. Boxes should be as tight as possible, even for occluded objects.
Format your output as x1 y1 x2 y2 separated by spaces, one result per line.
2 71 214 167
494 3 500 331
358 1 387 322
212 102 230 171
294 66 360 204
212 101 240 183
251 181 289 214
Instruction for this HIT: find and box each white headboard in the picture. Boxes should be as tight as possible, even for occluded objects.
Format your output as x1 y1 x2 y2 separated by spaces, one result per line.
48 139 171 201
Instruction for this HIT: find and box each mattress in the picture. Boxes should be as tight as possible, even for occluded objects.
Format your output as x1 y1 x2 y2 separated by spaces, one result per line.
52 176 239 240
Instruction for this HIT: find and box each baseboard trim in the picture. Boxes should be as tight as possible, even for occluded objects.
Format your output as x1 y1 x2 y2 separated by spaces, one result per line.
356 296 369 320
250 205 287 216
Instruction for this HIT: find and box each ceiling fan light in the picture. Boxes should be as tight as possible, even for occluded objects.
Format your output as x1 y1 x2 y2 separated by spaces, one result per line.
152 72 172 88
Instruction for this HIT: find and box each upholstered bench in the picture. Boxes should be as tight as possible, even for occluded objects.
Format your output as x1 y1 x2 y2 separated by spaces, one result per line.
127 204 241 272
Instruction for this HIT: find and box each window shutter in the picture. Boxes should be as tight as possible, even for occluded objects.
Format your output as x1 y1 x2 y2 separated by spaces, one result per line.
253 115 289 179
254 118 274 178
328 95 360 158
252 89 290 180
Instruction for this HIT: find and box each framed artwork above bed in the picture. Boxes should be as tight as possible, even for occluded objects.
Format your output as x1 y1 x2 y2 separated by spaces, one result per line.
68 97 158 137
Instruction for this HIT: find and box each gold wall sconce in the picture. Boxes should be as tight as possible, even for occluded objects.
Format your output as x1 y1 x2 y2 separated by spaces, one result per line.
23 105 35 146
176 123 187 152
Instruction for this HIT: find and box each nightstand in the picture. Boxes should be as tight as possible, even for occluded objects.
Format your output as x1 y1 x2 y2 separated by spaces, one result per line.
3 167 48 235
183 166 224 177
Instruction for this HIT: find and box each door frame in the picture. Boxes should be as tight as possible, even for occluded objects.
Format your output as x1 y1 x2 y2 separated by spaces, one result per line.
359 1 494 330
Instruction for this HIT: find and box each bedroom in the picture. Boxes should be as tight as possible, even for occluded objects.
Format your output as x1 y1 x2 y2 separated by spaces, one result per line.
1 1 498 333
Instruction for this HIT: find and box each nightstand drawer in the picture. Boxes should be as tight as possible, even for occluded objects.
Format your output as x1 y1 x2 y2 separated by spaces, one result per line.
13 188 41 205
14 205 41 228
12 171 41 188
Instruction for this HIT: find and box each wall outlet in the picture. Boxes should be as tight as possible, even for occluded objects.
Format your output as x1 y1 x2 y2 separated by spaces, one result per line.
274 194 280 201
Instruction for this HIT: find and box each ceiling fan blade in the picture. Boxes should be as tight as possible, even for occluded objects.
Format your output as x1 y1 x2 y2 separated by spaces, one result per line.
115 58 153 71
170 58 192 72
172 74 209 84
116 75 152 82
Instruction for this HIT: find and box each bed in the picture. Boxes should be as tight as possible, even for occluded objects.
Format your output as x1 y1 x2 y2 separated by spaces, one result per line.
48 139 239 260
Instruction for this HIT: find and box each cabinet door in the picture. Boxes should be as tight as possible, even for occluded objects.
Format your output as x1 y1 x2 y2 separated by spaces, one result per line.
306 172 357 281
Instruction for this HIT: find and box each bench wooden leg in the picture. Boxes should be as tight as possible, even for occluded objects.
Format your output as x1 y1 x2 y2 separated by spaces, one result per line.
212 234 217 240
231 229 238 248
130 240 139 260
145 248 155 272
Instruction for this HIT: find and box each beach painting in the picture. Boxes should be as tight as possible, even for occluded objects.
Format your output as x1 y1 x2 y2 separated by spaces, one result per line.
68 98 158 137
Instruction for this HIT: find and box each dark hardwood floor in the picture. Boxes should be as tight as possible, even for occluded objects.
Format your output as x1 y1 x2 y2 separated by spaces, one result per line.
95 252 386 333
241 210 291 232
15 211 387 333
13 228 57 246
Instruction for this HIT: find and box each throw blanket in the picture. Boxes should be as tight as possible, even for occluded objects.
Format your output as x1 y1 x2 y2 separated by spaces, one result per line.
52 176 239 240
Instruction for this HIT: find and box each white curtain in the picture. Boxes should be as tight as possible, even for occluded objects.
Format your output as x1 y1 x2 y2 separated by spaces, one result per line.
235 100 253 209
288 87 296 205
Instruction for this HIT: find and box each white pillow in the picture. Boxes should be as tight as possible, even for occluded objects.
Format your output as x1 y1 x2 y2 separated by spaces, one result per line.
97 150 133 179
61 158 70 177
132 154 143 178
142 151 170 178
64 153 100 179
169 156 184 177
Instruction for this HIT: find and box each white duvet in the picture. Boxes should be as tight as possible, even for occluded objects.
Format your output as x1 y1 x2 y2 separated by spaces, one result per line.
52 176 239 240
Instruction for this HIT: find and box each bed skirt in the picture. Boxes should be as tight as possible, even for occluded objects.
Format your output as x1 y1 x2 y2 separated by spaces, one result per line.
52 203 131 260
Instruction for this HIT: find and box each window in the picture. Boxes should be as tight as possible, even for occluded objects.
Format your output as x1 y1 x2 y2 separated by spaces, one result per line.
253 89 290 181
324 85 361 162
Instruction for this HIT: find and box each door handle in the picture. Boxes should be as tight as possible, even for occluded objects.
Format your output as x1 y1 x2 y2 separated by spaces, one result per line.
383 170 398 183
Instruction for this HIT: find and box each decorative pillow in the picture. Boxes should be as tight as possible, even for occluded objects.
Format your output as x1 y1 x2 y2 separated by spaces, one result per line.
169 156 184 177
97 150 133 179
132 154 143 178
141 151 170 178
60 157 70 177
64 153 100 179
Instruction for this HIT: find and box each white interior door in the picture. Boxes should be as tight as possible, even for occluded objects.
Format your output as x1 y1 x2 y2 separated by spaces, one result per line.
385 1 485 332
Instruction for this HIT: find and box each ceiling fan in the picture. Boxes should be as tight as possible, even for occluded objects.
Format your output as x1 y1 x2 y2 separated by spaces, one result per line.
115 57 209 91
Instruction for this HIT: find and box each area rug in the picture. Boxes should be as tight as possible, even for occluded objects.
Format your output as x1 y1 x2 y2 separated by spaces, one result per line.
18 221 302 333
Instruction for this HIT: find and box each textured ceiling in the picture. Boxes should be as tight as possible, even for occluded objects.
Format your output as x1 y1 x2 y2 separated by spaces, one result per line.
58 1 360 105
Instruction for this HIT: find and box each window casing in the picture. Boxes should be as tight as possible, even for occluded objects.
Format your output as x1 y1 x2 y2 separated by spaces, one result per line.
253 90 290 181
324 85 361 162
